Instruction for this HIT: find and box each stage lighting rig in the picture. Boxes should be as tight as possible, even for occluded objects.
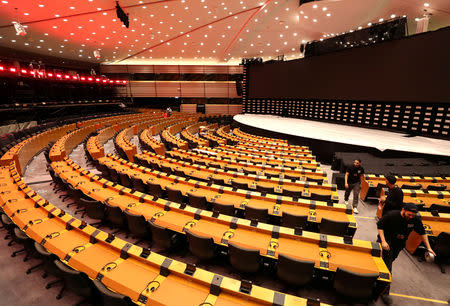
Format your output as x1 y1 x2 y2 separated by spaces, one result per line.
116 1 129 28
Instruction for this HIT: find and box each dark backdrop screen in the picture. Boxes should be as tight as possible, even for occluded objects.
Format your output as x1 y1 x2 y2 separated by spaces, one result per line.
247 27 450 103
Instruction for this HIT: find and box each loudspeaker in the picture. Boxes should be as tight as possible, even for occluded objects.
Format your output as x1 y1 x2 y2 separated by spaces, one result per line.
235 80 243 96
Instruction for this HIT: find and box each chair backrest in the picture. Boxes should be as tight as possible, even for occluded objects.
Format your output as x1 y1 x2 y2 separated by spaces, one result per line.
276 253 314 286
401 183 422 190
97 164 110 178
434 231 450 257
244 168 257 175
186 230 215 260
306 177 323 184
166 186 184 203
108 167 120 181
256 184 274 195
211 177 227 186
160 165 172 174
281 212 308 229
426 184 447 191
173 169 185 177
282 187 302 199
149 222 172 251
228 242 260 273
333 267 379 300
188 193 207 210
310 192 332 202
146 181 163 198
212 202 235 216
131 177 146 193
54 260 94 298
429 204 450 214
124 211 150 238
93 280 133 306
118 172 132 188
245 206 269 223
81 198 105 220
104 202 126 228
231 180 248 190
319 217 349 236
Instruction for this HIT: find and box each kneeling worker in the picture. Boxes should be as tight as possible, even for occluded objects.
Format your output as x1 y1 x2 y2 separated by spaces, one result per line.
377 203 435 305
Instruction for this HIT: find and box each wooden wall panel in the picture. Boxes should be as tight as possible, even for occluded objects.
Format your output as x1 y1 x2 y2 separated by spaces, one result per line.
180 104 197 113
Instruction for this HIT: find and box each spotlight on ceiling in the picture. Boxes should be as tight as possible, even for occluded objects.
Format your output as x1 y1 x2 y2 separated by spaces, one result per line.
93 50 101 59
116 1 129 28
12 21 26 36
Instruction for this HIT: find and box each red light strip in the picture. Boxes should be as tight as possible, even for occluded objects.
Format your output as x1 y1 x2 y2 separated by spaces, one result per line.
0 65 126 85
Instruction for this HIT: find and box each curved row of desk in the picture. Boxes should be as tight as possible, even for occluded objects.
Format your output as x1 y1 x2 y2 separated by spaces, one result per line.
1 113 322 305
55 118 391 295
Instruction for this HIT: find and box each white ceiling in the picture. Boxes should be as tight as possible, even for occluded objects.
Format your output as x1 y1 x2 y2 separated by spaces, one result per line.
0 0 448 65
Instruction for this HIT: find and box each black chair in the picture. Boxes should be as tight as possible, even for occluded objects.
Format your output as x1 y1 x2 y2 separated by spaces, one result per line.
37 245 65 298
310 192 332 203
146 181 163 198
104 202 127 233
433 232 450 273
54 260 96 303
228 242 261 274
166 186 184 204
81 198 105 227
333 267 378 302
306 177 323 184
186 230 216 260
256 184 274 195
426 184 447 191
160 165 172 174
276 253 314 286
231 180 248 190
131 176 146 193
210 177 227 186
173 168 185 177
11 228 35 261
97 163 110 179
1 213 14 243
401 183 423 190
212 202 235 216
108 167 120 182
284 174 299 181
319 217 349 236
188 193 208 210
93 280 134 306
429 204 450 214
281 212 308 229
243 168 257 175
149 221 179 252
124 211 151 242
282 187 302 199
245 206 269 224
118 172 132 188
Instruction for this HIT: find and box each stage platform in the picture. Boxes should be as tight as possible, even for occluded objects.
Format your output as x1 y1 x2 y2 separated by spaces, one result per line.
233 114 450 163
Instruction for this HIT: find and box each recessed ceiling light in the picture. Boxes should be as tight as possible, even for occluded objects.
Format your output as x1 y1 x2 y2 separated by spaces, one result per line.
424 3 429 7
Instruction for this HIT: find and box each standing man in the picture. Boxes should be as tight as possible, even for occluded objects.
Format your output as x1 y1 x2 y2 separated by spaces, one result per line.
379 175 403 216
344 159 364 214
377 203 435 305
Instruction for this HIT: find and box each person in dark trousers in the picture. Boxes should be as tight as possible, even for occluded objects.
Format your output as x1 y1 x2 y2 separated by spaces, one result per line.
344 159 364 214
379 175 404 216
377 203 435 305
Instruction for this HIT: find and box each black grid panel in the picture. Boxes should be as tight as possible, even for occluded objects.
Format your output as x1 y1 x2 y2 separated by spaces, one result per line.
243 99 450 138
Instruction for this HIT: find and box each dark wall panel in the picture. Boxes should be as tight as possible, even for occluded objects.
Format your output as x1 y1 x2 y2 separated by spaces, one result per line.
247 27 450 103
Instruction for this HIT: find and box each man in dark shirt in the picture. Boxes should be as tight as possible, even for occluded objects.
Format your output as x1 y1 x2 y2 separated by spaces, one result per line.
379 175 403 216
344 159 364 214
377 203 435 304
